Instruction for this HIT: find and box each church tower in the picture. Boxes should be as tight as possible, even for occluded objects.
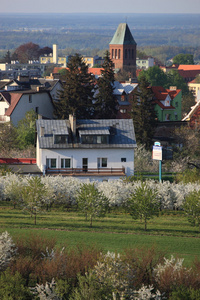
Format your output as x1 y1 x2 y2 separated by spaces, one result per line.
109 23 137 76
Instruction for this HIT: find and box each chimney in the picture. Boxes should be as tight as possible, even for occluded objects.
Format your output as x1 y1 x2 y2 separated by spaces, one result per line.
69 114 76 136
169 86 177 91
40 126 45 137
53 44 58 64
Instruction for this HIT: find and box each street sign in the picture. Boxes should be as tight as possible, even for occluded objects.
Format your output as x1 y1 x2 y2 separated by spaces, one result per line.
152 145 162 161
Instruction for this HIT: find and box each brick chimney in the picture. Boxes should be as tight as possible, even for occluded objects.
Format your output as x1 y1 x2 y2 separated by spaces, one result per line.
69 114 76 136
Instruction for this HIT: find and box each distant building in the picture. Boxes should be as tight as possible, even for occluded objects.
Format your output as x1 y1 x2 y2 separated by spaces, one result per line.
109 23 137 76
152 86 182 121
182 100 200 129
178 65 200 83
136 57 154 70
188 79 200 102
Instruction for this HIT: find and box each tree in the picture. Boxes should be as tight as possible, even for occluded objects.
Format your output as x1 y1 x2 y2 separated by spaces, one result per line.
184 190 200 231
0 269 33 299
54 53 95 119
76 183 109 227
127 183 160 230
0 123 17 156
138 66 168 88
13 42 40 63
173 53 194 65
1 50 11 63
21 177 48 225
182 91 196 117
131 75 157 149
16 110 37 149
166 70 189 94
95 51 117 118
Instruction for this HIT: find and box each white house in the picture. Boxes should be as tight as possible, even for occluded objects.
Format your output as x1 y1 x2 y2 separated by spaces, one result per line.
0 90 54 126
36 116 137 181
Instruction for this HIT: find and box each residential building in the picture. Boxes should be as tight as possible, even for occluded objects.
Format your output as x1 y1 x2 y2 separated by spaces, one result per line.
182 100 200 129
188 79 200 102
113 81 138 119
0 61 45 79
109 23 137 76
178 65 200 83
152 86 182 121
36 116 137 181
0 89 54 126
136 57 154 70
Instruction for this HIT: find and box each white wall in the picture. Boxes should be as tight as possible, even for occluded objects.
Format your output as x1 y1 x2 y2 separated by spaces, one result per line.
37 147 134 177
11 93 54 126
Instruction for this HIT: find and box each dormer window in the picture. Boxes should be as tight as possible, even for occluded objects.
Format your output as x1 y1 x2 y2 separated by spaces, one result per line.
79 128 110 144
81 135 108 144
54 134 68 144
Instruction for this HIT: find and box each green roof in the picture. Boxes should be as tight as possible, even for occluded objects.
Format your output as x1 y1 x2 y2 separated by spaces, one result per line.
110 23 137 45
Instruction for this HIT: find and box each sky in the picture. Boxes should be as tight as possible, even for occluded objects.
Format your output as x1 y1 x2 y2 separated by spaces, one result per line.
1 0 200 14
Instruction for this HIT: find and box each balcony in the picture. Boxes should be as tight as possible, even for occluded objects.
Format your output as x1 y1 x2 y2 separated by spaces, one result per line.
46 167 125 176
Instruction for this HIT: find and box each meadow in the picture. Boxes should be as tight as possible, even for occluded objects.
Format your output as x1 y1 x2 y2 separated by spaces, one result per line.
1 205 200 266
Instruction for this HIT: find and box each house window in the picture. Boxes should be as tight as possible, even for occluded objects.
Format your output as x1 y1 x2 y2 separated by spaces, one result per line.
125 49 127 59
98 158 107 168
61 158 71 168
165 114 171 121
29 95 32 103
175 102 178 107
81 135 108 144
46 158 56 168
54 135 68 144
121 158 126 162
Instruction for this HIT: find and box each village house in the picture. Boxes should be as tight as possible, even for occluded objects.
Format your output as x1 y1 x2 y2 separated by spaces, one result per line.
151 86 182 121
36 115 137 181
0 89 54 126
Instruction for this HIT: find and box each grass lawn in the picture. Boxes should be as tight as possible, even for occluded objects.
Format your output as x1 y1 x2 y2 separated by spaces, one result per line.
0 205 200 266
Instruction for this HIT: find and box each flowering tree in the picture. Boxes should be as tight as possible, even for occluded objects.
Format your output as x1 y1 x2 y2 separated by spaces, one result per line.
127 183 160 230
21 176 49 225
184 189 200 231
0 231 16 272
76 183 109 226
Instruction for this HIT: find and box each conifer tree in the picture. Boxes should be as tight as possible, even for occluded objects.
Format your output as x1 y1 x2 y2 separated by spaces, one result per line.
132 75 157 149
95 51 117 119
54 53 95 119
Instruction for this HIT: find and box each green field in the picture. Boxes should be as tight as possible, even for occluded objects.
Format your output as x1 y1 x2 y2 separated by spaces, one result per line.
0 205 200 266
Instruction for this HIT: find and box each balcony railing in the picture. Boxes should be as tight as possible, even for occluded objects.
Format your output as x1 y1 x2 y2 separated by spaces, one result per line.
46 167 125 176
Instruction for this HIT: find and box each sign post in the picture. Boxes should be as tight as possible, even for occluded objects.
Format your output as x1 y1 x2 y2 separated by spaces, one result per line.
152 142 162 182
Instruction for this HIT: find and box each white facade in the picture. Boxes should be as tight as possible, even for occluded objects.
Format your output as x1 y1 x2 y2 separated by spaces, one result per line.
0 91 54 126
37 145 134 179
136 57 154 70
36 118 136 181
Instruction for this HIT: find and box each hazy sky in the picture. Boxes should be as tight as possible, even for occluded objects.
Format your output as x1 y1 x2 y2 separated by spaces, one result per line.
1 0 200 14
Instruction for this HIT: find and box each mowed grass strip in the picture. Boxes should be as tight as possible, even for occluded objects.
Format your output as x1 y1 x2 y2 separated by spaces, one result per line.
0 207 200 265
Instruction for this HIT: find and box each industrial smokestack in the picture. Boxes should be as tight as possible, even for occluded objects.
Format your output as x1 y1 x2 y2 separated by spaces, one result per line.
53 44 58 64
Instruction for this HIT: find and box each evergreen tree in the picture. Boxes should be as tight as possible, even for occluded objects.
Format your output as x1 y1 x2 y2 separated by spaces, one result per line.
95 51 117 119
54 53 95 119
132 75 157 149
2 50 11 63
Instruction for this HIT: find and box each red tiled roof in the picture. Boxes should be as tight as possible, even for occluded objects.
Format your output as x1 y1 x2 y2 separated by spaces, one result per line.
2 92 23 116
53 67 103 76
178 64 200 71
151 86 181 101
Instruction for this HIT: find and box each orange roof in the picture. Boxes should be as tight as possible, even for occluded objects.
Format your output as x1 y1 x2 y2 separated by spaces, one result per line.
88 68 103 76
178 65 200 71
53 67 103 76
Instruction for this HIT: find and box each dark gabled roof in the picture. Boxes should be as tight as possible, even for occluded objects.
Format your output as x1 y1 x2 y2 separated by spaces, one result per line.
110 23 137 45
36 119 137 149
